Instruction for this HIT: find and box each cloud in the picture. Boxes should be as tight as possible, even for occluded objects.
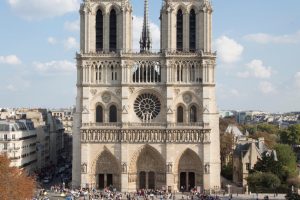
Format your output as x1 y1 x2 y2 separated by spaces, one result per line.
6 84 17 92
5 76 31 92
237 60 272 79
215 36 244 64
132 15 160 51
230 89 240 97
0 55 21 65
34 60 75 75
47 37 57 45
7 0 80 20
244 31 300 44
236 71 250 78
295 72 300 88
64 20 80 32
63 37 79 50
259 81 276 94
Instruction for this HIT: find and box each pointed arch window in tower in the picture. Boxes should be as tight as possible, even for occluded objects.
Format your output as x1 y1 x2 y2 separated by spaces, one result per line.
109 9 117 52
176 9 183 51
190 105 197 123
177 106 184 123
189 9 196 52
96 9 104 51
96 105 103 123
109 105 117 122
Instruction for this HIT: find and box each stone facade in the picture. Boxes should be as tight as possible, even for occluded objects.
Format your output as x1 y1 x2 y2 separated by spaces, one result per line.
72 0 220 192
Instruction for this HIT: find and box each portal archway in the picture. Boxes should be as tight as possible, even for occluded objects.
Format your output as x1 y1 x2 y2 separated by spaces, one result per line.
94 149 121 190
129 145 166 190
177 149 202 191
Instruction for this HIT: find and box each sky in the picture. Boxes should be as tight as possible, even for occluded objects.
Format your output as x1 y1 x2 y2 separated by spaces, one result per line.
0 0 300 112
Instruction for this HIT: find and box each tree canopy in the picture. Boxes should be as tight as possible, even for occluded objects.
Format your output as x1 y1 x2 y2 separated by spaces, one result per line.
280 125 300 145
247 172 281 193
0 155 36 200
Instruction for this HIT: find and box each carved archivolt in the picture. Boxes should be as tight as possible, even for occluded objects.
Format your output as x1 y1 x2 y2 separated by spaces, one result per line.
129 145 165 173
94 148 121 174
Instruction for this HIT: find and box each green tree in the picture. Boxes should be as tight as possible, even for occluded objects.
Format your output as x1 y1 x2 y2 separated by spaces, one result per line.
280 125 300 145
257 124 279 135
275 144 298 181
253 153 282 177
247 172 281 193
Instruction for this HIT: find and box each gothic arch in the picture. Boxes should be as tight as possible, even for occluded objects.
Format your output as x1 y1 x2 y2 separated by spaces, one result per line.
175 148 203 190
174 4 188 14
188 103 201 123
129 144 165 174
129 145 166 189
187 5 200 14
176 103 186 123
107 3 122 15
92 148 121 190
93 4 105 15
95 104 104 123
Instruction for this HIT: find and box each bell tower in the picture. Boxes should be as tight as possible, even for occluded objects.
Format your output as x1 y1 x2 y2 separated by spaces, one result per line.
79 0 132 53
161 0 213 52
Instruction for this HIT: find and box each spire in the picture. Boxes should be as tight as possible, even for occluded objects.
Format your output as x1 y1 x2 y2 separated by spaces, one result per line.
140 0 152 53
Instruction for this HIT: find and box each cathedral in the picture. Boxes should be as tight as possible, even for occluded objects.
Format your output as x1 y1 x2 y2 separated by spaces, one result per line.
72 0 220 192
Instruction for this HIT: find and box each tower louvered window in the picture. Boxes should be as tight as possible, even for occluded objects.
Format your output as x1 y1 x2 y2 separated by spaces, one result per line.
189 9 196 52
109 9 117 52
176 9 183 51
96 9 103 51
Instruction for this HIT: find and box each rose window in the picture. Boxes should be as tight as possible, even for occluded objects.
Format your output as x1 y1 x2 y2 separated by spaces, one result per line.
134 93 161 121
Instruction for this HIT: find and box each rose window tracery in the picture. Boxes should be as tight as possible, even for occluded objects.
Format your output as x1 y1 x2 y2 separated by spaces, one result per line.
134 93 161 121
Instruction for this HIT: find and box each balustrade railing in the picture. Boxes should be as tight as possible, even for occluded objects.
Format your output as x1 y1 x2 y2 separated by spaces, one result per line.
82 122 209 129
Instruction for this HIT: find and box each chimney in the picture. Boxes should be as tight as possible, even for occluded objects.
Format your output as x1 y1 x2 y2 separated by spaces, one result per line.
258 137 265 151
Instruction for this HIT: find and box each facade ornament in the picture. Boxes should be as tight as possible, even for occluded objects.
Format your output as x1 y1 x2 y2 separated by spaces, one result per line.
102 92 111 103
203 104 209 113
174 89 180 96
122 162 127 173
201 0 213 13
167 162 173 173
129 87 135 94
81 163 87 173
115 89 121 96
122 105 129 114
82 106 89 114
195 89 202 96
90 89 97 96
167 106 173 114
205 163 210 174
183 93 192 104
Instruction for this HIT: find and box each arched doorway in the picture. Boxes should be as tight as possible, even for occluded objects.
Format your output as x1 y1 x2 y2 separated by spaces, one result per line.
95 149 121 190
177 149 202 191
129 145 166 190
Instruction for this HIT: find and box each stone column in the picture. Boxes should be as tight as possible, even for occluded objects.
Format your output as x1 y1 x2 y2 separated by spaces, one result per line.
146 172 149 189
104 174 107 187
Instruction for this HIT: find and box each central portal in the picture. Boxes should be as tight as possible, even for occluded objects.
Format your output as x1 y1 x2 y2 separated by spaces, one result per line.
130 145 166 190
139 171 156 189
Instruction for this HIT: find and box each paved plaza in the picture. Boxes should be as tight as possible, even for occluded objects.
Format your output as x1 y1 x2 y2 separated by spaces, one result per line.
35 191 287 200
